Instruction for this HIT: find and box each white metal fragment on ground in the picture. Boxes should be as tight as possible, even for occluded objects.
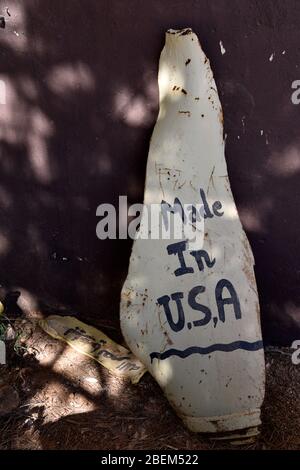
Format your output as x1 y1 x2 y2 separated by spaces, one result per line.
40 315 147 384
120 28 265 437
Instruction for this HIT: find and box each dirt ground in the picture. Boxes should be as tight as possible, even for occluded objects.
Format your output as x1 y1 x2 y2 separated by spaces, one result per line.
0 318 299 450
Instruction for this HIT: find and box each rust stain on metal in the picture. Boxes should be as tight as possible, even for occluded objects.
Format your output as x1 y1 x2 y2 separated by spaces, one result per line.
178 110 191 117
180 28 193 36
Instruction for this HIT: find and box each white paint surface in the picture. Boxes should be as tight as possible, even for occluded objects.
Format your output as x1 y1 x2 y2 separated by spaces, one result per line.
120 28 265 435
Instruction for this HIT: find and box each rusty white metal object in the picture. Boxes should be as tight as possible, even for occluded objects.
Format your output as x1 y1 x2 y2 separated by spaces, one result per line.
120 28 265 436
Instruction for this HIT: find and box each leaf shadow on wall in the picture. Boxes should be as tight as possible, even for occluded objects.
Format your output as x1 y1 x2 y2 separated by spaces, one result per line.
0 0 300 345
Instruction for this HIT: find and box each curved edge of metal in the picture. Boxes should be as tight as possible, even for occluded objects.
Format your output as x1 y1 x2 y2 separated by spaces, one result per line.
180 408 261 435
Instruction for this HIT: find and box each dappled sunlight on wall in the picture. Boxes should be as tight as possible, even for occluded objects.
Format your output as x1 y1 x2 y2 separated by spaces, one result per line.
27 109 54 184
46 63 95 97
239 198 273 234
114 86 157 127
0 0 299 345
266 143 300 177
0 0 27 51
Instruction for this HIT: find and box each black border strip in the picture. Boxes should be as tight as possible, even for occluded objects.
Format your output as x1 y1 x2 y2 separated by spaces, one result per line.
150 340 264 362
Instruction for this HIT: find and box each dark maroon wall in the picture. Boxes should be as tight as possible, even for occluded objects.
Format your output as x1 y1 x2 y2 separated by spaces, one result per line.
0 0 300 344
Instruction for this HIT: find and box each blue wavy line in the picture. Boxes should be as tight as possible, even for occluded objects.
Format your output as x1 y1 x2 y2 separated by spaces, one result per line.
150 340 264 362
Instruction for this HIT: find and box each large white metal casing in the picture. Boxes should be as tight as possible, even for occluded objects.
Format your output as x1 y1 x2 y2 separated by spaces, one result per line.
120 28 265 435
